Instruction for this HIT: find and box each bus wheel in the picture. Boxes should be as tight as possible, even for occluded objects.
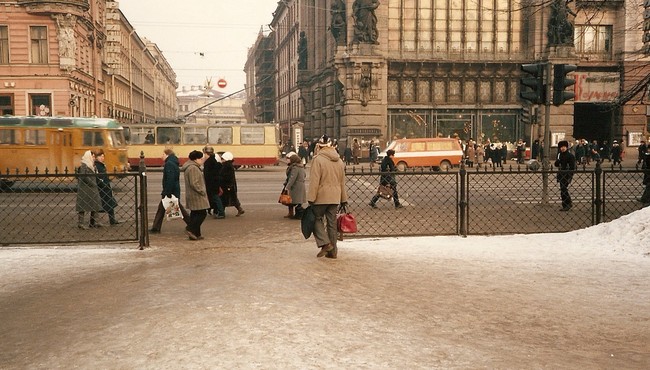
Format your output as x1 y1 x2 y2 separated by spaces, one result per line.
438 160 452 171
396 161 407 172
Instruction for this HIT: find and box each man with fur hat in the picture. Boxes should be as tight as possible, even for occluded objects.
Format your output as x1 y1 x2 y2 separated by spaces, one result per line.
611 140 622 166
307 134 348 258
554 140 576 211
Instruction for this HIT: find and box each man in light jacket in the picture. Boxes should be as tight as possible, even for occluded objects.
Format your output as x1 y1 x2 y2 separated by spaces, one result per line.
307 134 348 259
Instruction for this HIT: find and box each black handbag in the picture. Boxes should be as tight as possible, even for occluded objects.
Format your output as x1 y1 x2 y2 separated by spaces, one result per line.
300 205 315 239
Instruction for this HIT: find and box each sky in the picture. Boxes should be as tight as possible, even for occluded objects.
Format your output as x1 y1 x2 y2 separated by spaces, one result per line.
118 0 280 94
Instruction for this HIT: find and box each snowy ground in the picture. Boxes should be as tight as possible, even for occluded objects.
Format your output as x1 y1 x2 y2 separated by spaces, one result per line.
1 208 649 368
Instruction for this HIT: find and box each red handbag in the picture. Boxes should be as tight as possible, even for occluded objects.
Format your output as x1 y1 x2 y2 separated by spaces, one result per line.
337 204 358 233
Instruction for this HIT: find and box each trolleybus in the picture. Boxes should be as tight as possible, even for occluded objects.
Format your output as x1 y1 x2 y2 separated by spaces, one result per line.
122 123 280 167
0 116 128 173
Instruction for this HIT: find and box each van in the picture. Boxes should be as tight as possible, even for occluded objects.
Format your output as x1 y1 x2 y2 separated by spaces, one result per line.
377 138 463 171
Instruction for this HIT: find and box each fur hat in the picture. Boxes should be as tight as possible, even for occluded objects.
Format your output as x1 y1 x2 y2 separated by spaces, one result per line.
221 151 234 161
558 140 569 148
188 150 204 161
317 134 332 147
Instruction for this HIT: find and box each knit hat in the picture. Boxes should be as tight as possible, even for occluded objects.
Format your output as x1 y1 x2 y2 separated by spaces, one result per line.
221 151 234 161
558 140 569 148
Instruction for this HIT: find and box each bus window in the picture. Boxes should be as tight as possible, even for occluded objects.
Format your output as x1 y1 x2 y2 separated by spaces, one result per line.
83 131 93 146
208 127 233 145
24 129 46 145
157 127 180 144
82 131 104 146
110 131 126 147
0 129 20 144
125 127 151 144
94 132 104 146
241 127 265 145
183 127 207 144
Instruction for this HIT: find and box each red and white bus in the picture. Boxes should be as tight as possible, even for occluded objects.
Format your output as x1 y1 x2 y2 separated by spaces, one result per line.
123 123 280 167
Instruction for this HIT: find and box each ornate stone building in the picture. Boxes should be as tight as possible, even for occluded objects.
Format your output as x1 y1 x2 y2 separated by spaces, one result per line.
243 28 275 125
270 0 305 144
255 0 649 151
0 0 177 123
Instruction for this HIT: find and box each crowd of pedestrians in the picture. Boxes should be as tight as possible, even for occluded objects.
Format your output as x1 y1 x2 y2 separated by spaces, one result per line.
148 146 244 240
74 132 644 255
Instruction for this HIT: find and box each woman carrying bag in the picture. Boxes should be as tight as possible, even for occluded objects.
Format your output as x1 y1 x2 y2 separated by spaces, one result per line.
283 153 306 219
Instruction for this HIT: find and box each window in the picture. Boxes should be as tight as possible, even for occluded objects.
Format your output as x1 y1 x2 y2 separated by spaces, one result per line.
109 131 125 147
29 94 51 116
30 26 48 64
575 25 612 55
240 127 265 144
183 127 207 144
208 127 233 144
24 129 46 145
82 131 104 146
0 94 13 115
0 129 20 144
0 25 8 64
156 127 181 144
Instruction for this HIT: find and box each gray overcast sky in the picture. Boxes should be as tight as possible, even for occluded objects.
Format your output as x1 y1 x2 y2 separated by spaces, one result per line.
118 0 279 93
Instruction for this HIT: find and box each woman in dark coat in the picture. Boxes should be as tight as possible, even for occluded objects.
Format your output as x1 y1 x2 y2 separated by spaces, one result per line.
219 151 245 217
369 149 403 208
76 150 102 229
202 146 225 218
554 140 576 211
150 149 190 233
94 149 119 225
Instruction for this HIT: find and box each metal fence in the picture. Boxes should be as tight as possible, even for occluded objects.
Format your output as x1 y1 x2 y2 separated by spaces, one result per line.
344 163 648 238
0 167 146 247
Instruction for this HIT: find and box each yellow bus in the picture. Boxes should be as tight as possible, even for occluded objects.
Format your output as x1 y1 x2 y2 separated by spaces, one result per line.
0 116 128 173
123 123 280 167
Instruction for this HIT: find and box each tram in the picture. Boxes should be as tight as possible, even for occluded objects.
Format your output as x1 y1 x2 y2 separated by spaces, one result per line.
122 123 280 167
0 116 128 173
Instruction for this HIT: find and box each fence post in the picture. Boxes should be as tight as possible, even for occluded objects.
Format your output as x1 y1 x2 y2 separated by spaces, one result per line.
594 161 602 225
459 163 467 237
138 151 149 249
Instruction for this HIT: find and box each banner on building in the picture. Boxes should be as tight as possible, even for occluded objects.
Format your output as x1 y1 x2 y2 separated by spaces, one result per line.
573 72 620 103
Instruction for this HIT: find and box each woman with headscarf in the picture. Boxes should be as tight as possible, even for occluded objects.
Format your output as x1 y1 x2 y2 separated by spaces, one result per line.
76 150 103 229
219 151 245 217
283 152 307 219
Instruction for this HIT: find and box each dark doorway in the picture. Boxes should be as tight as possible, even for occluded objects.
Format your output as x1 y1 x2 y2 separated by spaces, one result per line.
573 103 612 141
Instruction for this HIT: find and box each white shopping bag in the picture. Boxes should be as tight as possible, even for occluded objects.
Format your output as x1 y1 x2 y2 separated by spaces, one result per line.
162 195 182 221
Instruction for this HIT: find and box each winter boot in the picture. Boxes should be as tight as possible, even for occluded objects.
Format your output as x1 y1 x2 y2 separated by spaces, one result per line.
89 212 104 228
293 205 304 219
77 212 88 230
236 206 245 217
284 206 294 218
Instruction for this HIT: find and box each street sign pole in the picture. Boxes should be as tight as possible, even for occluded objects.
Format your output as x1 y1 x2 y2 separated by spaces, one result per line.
542 62 553 204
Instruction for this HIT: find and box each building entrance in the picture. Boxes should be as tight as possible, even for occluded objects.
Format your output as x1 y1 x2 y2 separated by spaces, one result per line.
573 103 612 142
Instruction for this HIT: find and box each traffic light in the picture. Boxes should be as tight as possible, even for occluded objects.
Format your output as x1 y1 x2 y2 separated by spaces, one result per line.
552 64 577 106
520 63 545 105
